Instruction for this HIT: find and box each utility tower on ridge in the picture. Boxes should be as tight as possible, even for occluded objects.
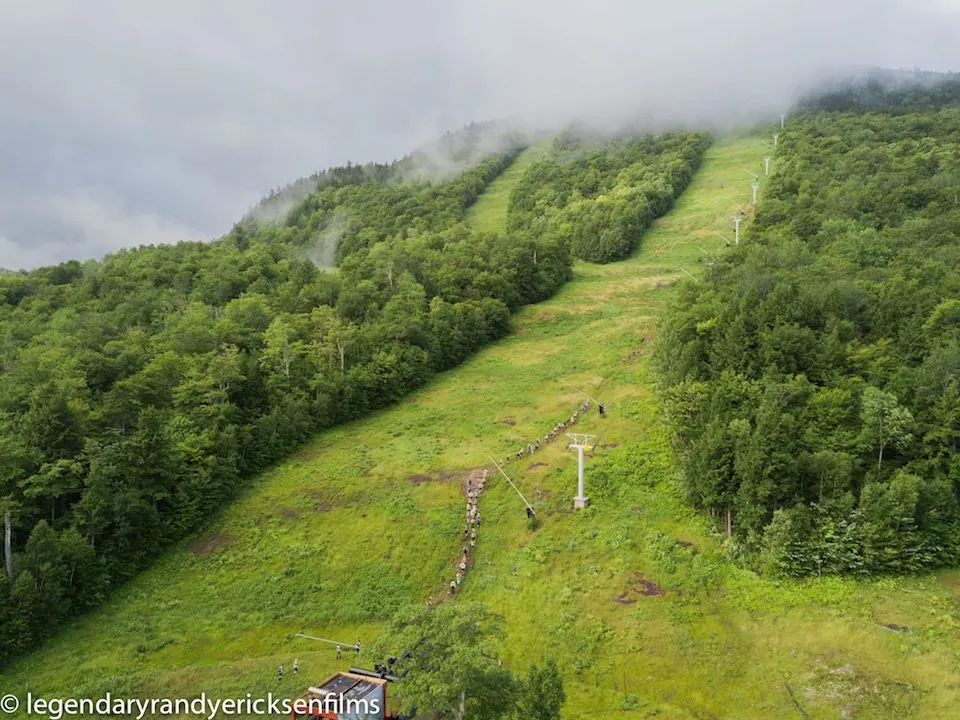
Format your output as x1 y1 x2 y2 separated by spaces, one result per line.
566 433 596 510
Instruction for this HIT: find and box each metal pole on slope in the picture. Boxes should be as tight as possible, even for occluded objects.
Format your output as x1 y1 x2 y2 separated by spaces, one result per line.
295 633 362 651
713 231 733 246
558 379 604 406
488 455 536 516
666 265 700 283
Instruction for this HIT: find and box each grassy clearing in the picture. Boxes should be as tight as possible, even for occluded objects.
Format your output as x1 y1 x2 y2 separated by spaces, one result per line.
465 141 551 234
3 133 959 719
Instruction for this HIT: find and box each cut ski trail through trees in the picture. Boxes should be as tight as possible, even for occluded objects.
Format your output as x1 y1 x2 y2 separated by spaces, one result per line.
7 133 960 720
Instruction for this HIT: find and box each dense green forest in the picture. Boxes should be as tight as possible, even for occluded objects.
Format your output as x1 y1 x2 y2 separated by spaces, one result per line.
507 132 709 263
656 106 960 577
244 120 530 228
800 70 960 114
0 125 706 663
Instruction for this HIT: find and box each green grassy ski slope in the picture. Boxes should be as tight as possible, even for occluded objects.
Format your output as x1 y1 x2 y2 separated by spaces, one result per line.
465 141 551 233
3 133 959 720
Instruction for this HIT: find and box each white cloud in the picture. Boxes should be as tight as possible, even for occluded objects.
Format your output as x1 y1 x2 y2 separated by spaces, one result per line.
0 235 78 272
0 0 959 269
0 189 207 270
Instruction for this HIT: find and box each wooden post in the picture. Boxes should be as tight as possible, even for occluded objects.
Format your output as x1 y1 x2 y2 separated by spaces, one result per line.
4 512 13 588
725 509 732 538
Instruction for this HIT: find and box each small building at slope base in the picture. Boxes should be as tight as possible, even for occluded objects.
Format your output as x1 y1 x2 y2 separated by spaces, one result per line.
291 671 399 720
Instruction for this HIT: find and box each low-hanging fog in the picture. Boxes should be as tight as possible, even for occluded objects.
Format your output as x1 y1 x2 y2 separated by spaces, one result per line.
1 0 958 270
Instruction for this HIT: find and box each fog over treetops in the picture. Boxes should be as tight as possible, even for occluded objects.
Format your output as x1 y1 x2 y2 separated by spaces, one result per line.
1 0 958 269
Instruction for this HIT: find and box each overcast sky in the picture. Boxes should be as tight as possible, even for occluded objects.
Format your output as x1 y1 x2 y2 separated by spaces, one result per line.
1 0 959 270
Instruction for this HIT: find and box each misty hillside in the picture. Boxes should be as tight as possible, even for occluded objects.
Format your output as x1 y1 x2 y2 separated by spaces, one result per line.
4 72 960 719
241 121 534 229
798 68 960 112
0 125 706 664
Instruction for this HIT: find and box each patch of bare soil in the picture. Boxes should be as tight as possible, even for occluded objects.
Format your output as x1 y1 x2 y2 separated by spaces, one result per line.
189 533 236 556
498 418 517 426
279 507 299 519
460 468 488 496
881 623 910 633
529 462 548 470
410 469 461 485
612 571 665 604
301 488 342 511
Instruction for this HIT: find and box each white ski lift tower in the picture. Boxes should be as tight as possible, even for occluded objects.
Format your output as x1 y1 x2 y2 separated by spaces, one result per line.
747 170 760 205
566 433 596 509
773 132 779 147
764 156 772 176
780 113 786 129
729 201 747 245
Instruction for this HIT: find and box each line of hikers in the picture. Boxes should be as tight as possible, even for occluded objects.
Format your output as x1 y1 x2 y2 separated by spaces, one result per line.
509 398 594 462
446 397 607 597
450 469 487 595
276 639 362 680
277 657 299 682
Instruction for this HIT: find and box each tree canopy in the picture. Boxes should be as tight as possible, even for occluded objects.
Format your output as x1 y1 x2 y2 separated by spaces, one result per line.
0 124 706 664
656 106 960 576
508 132 709 263
377 602 564 720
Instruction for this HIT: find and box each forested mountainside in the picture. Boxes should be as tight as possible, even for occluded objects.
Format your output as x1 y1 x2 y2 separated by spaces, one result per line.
0 126 706 663
799 70 960 114
508 132 709 263
242 120 530 227
656 101 960 576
